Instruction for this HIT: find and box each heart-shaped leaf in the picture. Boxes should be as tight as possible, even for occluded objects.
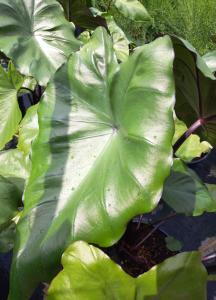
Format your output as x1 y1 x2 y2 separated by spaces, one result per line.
9 28 175 299
114 0 151 22
172 36 216 147
0 0 80 85
47 241 207 300
0 64 22 150
162 159 216 216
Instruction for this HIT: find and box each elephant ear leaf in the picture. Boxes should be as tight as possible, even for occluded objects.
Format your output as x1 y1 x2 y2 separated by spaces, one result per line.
114 0 151 22
9 28 175 299
47 241 135 300
172 36 216 147
0 64 23 150
0 0 80 85
162 158 216 216
47 241 207 300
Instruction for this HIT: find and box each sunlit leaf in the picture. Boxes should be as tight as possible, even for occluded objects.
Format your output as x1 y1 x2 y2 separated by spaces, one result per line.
0 0 80 85
47 241 207 300
174 118 211 161
9 28 175 299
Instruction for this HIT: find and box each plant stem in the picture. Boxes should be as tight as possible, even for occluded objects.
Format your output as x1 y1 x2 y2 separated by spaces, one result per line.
133 212 177 250
133 221 164 250
173 118 204 153
19 87 33 94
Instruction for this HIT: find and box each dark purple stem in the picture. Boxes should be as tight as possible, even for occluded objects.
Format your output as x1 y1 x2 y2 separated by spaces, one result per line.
173 118 204 153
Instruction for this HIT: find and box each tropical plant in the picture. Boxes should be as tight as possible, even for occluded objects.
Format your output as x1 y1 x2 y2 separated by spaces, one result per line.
0 0 215 299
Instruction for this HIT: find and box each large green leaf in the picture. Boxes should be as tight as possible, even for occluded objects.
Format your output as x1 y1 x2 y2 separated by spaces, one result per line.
17 104 39 155
162 159 216 216
0 0 80 85
114 0 151 22
172 36 216 146
9 28 175 299
0 64 22 150
47 241 207 300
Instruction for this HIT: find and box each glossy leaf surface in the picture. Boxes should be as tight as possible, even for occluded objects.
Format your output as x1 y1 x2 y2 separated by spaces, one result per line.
172 36 216 146
0 0 80 85
0 64 22 150
9 29 175 299
47 241 207 300
162 159 216 216
114 0 151 22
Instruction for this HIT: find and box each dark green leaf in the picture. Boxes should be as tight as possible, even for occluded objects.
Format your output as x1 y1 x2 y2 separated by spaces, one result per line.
58 0 107 29
0 0 80 85
0 221 16 253
47 241 207 300
172 36 216 146
9 28 175 299
162 159 216 216
0 176 22 228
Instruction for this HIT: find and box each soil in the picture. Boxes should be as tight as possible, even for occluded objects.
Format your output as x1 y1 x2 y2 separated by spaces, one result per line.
103 220 177 277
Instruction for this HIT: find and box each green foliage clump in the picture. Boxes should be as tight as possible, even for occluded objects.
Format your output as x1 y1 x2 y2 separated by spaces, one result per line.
96 0 216 54
143 0 216 55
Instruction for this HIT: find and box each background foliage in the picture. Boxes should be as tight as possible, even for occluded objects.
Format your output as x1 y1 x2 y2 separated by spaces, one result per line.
96 0 216 54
